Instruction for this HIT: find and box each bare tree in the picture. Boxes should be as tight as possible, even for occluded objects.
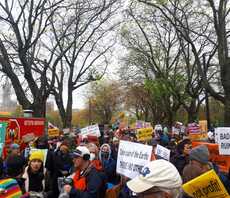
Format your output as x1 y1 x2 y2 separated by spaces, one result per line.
0 0 64 117
48 0 121 128
138 0 230 125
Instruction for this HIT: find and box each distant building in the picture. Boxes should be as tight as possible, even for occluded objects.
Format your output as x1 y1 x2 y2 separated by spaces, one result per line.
0 80 17 112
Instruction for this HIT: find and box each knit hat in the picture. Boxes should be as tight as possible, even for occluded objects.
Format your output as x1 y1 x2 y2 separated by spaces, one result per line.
29 150 44 162
127 159 182 193
189 145 209 164
10 143 20 150
6 155 25 177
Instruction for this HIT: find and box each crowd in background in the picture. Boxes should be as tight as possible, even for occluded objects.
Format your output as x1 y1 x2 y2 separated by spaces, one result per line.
0 124 229 198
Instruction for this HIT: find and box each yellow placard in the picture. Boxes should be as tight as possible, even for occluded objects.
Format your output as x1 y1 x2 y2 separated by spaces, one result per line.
136 128 153 141
182 169 230 198
48 128 60 137
199 120 208 132
189 132 208 141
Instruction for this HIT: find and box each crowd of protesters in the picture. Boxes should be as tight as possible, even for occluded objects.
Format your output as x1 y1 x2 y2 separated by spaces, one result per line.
0 124 229 198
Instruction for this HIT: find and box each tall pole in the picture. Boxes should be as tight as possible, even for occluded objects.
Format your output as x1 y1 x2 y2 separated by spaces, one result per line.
202 54 211 130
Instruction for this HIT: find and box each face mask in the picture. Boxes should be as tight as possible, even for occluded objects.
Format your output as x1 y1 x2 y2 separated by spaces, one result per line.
90 153 96 161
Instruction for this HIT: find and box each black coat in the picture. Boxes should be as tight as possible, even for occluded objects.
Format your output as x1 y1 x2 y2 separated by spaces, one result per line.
171 154 189 176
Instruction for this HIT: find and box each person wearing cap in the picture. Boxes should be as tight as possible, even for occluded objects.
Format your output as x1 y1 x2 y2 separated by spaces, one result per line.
184 145 230 194
22 150 52 197
63 146 106 198
127 159 182 198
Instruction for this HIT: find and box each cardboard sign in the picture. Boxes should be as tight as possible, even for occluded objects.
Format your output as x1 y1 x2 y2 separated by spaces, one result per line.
155 144 170 161
48 128 60 137
216 127 230 155
116 140 152 179
135 121 152 129
188 123 201 134
136 128 153 141
192 142 230 173
199 120 208 132
81 124 101 137
182 169 229 198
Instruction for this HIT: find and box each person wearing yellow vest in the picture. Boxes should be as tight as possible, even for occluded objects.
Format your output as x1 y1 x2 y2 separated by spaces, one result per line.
63 146 106 198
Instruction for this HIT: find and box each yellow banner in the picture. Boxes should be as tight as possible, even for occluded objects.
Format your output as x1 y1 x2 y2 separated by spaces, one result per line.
48 128 60 137
136 128 153 141
189 132 208 141
182 169 229 198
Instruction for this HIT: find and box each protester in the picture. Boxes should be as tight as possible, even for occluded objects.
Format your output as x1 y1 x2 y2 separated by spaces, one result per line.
127 159 182 198
99 143 119 185
87 143 103 171
9 143 21 156
188 145 230 193
110 137 119 161
171 139 192 175
52 141 73 197
22 150 52 197
63 146 106 198
5 154 27 194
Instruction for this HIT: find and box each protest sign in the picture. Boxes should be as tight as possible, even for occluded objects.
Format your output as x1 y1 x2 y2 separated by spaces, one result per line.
192 142 230 173
199 120 208 132
30 148 48 164
216 127 230 155
116 140 152 179
188 123 208 140
135 121 152 129
182 169 229 198
81 124 101 137
0 122 7 156
136 128 153 141
48 128 60 137
155 144 170 161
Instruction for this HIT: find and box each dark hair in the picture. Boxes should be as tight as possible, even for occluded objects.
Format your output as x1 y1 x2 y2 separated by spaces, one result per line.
177 139 191 154
6 155 25 177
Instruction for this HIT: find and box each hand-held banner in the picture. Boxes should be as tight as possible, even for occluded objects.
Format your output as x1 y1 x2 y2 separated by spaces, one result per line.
116 140 152 179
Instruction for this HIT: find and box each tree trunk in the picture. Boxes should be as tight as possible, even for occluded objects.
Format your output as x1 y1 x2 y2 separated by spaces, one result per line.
186 100 199 123
32 103 46 118
54 93 66 128
64 87 73 129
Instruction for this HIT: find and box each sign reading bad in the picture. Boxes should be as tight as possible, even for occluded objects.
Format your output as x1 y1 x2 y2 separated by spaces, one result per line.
116 140 152 179
216 127 230 155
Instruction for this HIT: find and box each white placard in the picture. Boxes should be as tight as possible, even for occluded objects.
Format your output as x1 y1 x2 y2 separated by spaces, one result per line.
214 128 219 144
116 140 152 179
155 144 170 161
81 124 101 137
216 127 230 155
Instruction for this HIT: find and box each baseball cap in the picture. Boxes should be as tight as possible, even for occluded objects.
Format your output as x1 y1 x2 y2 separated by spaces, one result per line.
127 159 182 193
72 146 90 158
